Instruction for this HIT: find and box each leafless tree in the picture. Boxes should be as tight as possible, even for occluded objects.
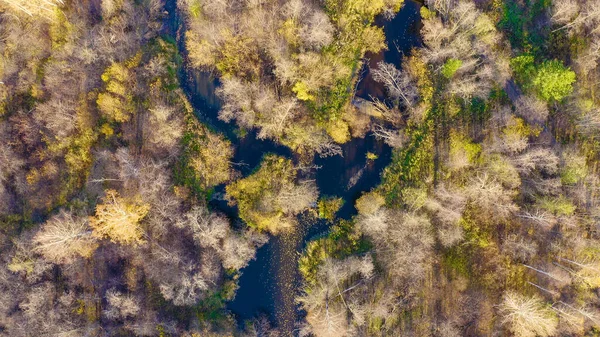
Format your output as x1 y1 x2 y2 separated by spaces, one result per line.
301 11 334 49
358 207 390 235
518 210 558 229
0 0 64 19
177 206 229 249
278 180 319 215
425 0 457 18
298 256 374 337
382 213 434 282
551 0 600 34
466 174 519 220
360 208 434 284
577 107 600 137
221 231 268 270
159 267 209 306
371 61 418 109
511 148 560 176
34 98 78 140
421 0 507 98
176 206 268 270
144 104 184 156
33 210 97 264
104 288 140 320
515 95 550 125
552 0 580 25
434 321 461 337
372 124 404 148
498 291 558 337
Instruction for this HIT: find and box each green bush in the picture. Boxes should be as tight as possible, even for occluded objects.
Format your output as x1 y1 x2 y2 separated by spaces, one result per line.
442 58 463 78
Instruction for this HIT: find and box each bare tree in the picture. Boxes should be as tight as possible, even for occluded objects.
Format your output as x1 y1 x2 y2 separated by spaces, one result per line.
357 208 390 235
278 180 319 215
301 11 334 49
298 256 374 337
552 0 580 25
144 104 184 155
434 321 461 337
33 210 97 264
0 125 24 180
220 231 268 270
158 267 209 306
0 0 64 19
421 0 506 98
34 99 78 140
551 0 600 33
426 186 467 247
101 0 123 18
557 256 600 288
511 148 560 176
466 174 519 220
103 288 140 320
426 186 466 227
359 208 434 284
576 106 600 137
177 206 229 249
383 213 434 282
0 128 23 214
372 124 404 148
515 95 550 125
425 0 457 18
177 206 268 270
371 61 418 108
498 291 558 337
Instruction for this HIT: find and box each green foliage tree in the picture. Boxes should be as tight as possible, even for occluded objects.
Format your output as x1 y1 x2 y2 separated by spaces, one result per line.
532 60 576 102
511 56 576 102
511 55 537 90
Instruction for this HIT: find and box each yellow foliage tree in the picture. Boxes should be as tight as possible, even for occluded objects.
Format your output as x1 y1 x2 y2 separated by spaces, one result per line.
90 190 150 245
97 62 134 123
355 192 385 215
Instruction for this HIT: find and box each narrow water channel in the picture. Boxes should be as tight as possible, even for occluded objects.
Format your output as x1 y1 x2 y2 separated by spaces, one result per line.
163 1 422 334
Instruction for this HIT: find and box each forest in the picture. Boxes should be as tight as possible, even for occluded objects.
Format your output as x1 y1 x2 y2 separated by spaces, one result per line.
0 0 600 336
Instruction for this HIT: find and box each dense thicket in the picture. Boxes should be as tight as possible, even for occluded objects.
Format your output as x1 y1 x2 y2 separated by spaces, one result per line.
2 0 600 336
0 1 264 335
296 0 600 336
180 0 404 156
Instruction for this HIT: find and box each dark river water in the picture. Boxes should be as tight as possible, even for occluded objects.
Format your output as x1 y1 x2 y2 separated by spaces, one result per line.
164 0 422 334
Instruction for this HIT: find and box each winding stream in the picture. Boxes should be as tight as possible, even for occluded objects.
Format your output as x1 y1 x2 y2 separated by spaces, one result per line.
164 1 422 334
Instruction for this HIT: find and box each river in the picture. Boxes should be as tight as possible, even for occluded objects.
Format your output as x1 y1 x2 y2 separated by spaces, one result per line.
163 0 422 335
